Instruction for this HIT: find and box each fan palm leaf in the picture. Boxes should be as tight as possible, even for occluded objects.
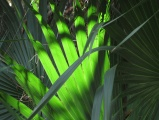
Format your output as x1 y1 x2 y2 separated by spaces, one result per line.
106 0 159 119
0 0 111 119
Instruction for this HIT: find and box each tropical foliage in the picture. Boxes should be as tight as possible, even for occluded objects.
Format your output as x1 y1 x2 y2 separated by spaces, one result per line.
0 0 159 120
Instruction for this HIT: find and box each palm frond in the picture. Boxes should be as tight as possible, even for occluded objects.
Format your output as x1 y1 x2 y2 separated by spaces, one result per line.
0 0 111 119
107 0 159 119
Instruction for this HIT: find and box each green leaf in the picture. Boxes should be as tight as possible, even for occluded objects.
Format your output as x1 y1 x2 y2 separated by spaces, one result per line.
0 92 42 120
104 65 117 120
0 65 13 73
111 9 159 52
91 86 103 120
28 46 114 120
2 53 64 119
83 22 105 54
